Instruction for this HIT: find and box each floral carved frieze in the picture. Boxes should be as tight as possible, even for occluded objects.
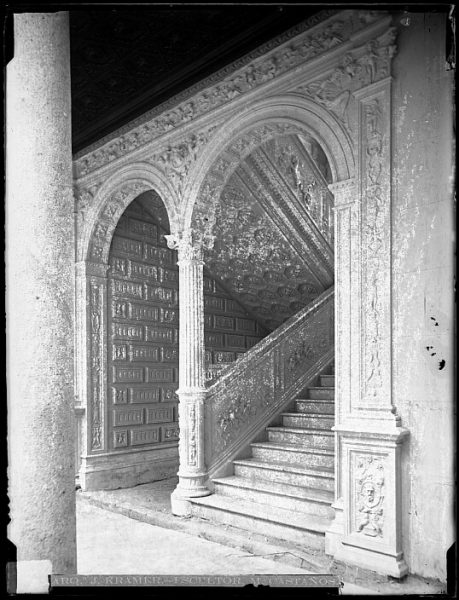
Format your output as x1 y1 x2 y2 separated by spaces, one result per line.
89 280 104 451
147 126 218 196
73 11 386 178
354 454 385 538
296 28 396 130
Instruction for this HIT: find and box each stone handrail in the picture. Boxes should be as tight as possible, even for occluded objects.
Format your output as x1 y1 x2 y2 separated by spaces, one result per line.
205 286 334 477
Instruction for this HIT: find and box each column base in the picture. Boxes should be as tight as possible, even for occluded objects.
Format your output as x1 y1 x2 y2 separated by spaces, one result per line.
170 476 211 517
334 539 408 579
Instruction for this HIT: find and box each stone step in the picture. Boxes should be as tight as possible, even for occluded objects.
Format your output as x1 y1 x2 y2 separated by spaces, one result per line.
212 476 334 518
319 374 335 387
267 426 334 450
251 441 334 469
308 387 335 400
189 494 329 550
295 399 335 415
233 458 334 491
281 413 334 430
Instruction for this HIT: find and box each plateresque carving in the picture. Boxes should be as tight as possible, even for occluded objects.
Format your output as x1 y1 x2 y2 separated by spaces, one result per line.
74 11 383 177
354 455 385 538
297 28 396 129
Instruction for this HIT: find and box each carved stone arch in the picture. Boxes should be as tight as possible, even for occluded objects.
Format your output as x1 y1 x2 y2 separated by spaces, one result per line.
78 162 180 264
74 161 180 472
183 94 355 233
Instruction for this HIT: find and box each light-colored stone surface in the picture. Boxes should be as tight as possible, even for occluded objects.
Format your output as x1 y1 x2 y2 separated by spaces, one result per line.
391 12 455 581
76 495 316 575
6 12 76 573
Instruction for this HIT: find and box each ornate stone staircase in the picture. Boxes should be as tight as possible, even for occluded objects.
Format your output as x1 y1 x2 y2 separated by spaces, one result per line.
189 363 335 556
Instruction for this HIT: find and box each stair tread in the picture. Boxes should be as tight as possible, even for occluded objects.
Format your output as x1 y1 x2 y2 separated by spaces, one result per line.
267 426 334 435
251 441 334 455
308 386 335 391
190 494 330 532
281 412 334 418
234 457 334 477
296 398 335 403
213 475 334 504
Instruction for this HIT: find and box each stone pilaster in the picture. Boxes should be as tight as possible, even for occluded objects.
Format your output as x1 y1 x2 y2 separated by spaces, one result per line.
166 230 211 515
326 78 409 579
6 12 76 574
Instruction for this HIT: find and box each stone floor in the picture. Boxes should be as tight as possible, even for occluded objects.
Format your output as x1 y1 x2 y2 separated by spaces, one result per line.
77 477 446 595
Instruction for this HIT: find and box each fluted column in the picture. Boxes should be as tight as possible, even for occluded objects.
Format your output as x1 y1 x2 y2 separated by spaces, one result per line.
6 12 76 576
166 230 211 515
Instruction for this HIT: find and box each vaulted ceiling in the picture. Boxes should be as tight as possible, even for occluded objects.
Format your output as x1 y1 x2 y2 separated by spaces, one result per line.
69 7 320 152
204 133 334 331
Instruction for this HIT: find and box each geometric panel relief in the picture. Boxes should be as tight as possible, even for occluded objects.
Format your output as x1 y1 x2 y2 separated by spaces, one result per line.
107 203 179 451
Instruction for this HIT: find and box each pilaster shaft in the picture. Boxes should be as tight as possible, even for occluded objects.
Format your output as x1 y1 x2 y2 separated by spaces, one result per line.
166 231 211 514
6 12 76 573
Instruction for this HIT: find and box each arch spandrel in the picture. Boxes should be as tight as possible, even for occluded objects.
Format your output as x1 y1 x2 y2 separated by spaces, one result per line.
76 162 180 264
184 95 355 235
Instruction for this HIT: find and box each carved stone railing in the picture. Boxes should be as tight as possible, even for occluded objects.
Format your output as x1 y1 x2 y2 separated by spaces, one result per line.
205 287 334 477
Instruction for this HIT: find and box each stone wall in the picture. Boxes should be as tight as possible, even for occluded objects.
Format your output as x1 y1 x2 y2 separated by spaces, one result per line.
391 11 454 581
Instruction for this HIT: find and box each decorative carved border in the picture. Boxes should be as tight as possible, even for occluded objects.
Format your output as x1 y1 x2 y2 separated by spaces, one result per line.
73 11 388 178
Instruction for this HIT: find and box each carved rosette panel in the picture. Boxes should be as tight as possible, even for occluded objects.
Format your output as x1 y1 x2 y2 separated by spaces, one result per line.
357 81 392 410
352 453 386 539
73 10 383 178
89 279 106 451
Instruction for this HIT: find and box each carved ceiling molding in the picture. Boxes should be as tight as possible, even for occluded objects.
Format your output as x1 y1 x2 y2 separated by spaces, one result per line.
73 10 386 179
243 150 333 286
263 135 335 246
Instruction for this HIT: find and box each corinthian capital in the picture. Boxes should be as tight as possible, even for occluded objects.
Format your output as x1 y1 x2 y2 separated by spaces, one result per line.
165 229 215 262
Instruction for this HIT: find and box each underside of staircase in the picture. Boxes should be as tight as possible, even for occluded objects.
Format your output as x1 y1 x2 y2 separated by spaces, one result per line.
189 362 335 564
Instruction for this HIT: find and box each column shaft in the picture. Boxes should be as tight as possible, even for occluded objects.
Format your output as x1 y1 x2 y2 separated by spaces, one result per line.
6 12 76 573
166 232 211 515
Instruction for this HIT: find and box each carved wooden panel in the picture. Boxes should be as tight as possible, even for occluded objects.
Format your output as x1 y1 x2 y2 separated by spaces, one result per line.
107 200 179 451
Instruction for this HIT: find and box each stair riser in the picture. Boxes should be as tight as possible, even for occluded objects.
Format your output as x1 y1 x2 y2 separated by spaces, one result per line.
234 464 334 491
295 401 335 415
191 503 325 550
213 483 334 518
320 375 335 386
282 415 334 430
309 389 335 400
251 446 334 469
268 430 334 450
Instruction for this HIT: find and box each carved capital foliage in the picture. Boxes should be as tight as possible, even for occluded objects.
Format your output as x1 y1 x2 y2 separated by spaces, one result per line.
165 229 214 263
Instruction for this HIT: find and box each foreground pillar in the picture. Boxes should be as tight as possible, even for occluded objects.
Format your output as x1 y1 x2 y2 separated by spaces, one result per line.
325 75 409 579
166 230 211 515
6 12 76 574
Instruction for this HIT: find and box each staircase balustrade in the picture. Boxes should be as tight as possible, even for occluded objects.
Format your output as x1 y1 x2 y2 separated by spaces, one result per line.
205 287 334 477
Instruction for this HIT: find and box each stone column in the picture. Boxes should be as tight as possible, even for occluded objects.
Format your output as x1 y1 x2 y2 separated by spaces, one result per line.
166 230 211 516
6 12 77 575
